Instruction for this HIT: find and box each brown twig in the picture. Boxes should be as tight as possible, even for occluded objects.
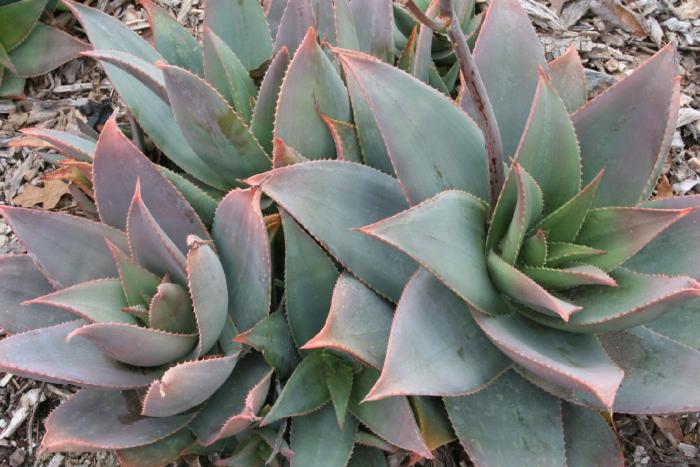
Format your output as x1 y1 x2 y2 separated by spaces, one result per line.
401 0 449 30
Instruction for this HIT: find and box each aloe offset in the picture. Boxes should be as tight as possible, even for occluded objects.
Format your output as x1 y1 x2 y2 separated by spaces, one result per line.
0 0 696 466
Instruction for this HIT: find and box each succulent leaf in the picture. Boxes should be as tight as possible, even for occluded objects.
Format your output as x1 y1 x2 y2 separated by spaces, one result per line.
362 190 504 315
204 0 272 71
262 352 330 425
18 127 96 162
249 160 416 301
367 269 509 399
234 311 299 379
148 282 196 333
576 207 688 271
339 48 489 205
9 24 91 78
273 0 314 55
646 304 700 351
349 367 432 458
0 255 74 334
274 28 351 159
545 242 605 267
281 210 339 347
0 320 159 388
411 396 456 451
334 0 360 50
126 184 188 285
141 355 238 417
349 0 394 63
519 229 547 266
157 167 219 227
141 0 203 75
0 0 49 51
573 45 679 207
320 113 363 163
250 47 290 154
303 273 392 369
290 404 357 467
520 265 616 291
94 117 209 248
323 354 354 429
116 428 196 467
472 0 546 157
547 46 586 113
202 30 257 122
472 311 623 409
190 352 272 445
41 389 194 453
212 188 271 331
0 206 128 287
105 240 160 308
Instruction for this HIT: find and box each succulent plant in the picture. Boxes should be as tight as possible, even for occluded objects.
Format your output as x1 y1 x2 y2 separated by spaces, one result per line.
0 0 89 97
0 115 281 465
3 0 698 465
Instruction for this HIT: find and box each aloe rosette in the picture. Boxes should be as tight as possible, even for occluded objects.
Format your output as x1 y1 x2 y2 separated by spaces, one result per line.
241 0 700 465
0 115 281 464
0 0 89 97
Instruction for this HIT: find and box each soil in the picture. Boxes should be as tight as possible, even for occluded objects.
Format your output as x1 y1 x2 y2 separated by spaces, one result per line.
0 0 699 465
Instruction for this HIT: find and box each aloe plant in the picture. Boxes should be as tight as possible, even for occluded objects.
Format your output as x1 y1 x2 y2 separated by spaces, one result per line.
0 0 89 97
3 0 697 465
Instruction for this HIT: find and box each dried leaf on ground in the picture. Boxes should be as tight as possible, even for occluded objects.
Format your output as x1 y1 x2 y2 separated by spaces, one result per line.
12 180 70 209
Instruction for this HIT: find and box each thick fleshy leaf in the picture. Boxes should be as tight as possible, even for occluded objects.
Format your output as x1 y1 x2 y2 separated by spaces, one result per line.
234 311 299 379
562 402 624 466
190 352 273 445
82 49 167 99
273 0 314 55
158 167 219 227
203 30 257 122
321 114 362 163
367 269 508 399
0 320 157 388
148 282 196 333
262 352 330 425
323 354 354 429
349 0 393 62
160 63 271 183
339 50 488 204
0 0 48 51
520 229 547 266
116 429 196 467
347 447 388 467
411 396 456 451
18 127 95 162
248 160 416 301
68 323 196 367
291 404 356 467
93 117 209 250
512 75 581 213
349 368 432 458
527 269 700 333
576 207 688 271
361 190 503 315
397 26 418 73
141 355 238 417
303 273 392 369
272 136 308 168
41 389 194 453
497 165 543 264
0 206 128 287
627 197 700 279
30 279 134 324
572 45 679 207
126 184 188 285
105 240 160 308
521 264 616 290
472 0 546 157
0 255 74 334
274 28 351 159
446 371 562 467
546 242 605 267
141 0 202 74
487 251 580 320
204 0 272 71
536 170 604 243
212 188 271 331
281 210 339 347
601 326 700 414
251 47 289 154
64 1 161 62
412 1 436 83
311 0 336 44
646 304 700 351
472 311 623 408
547 46 586 113
187 238 228 357
334 0 359 50
266 0 288 39
9 24 90 77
